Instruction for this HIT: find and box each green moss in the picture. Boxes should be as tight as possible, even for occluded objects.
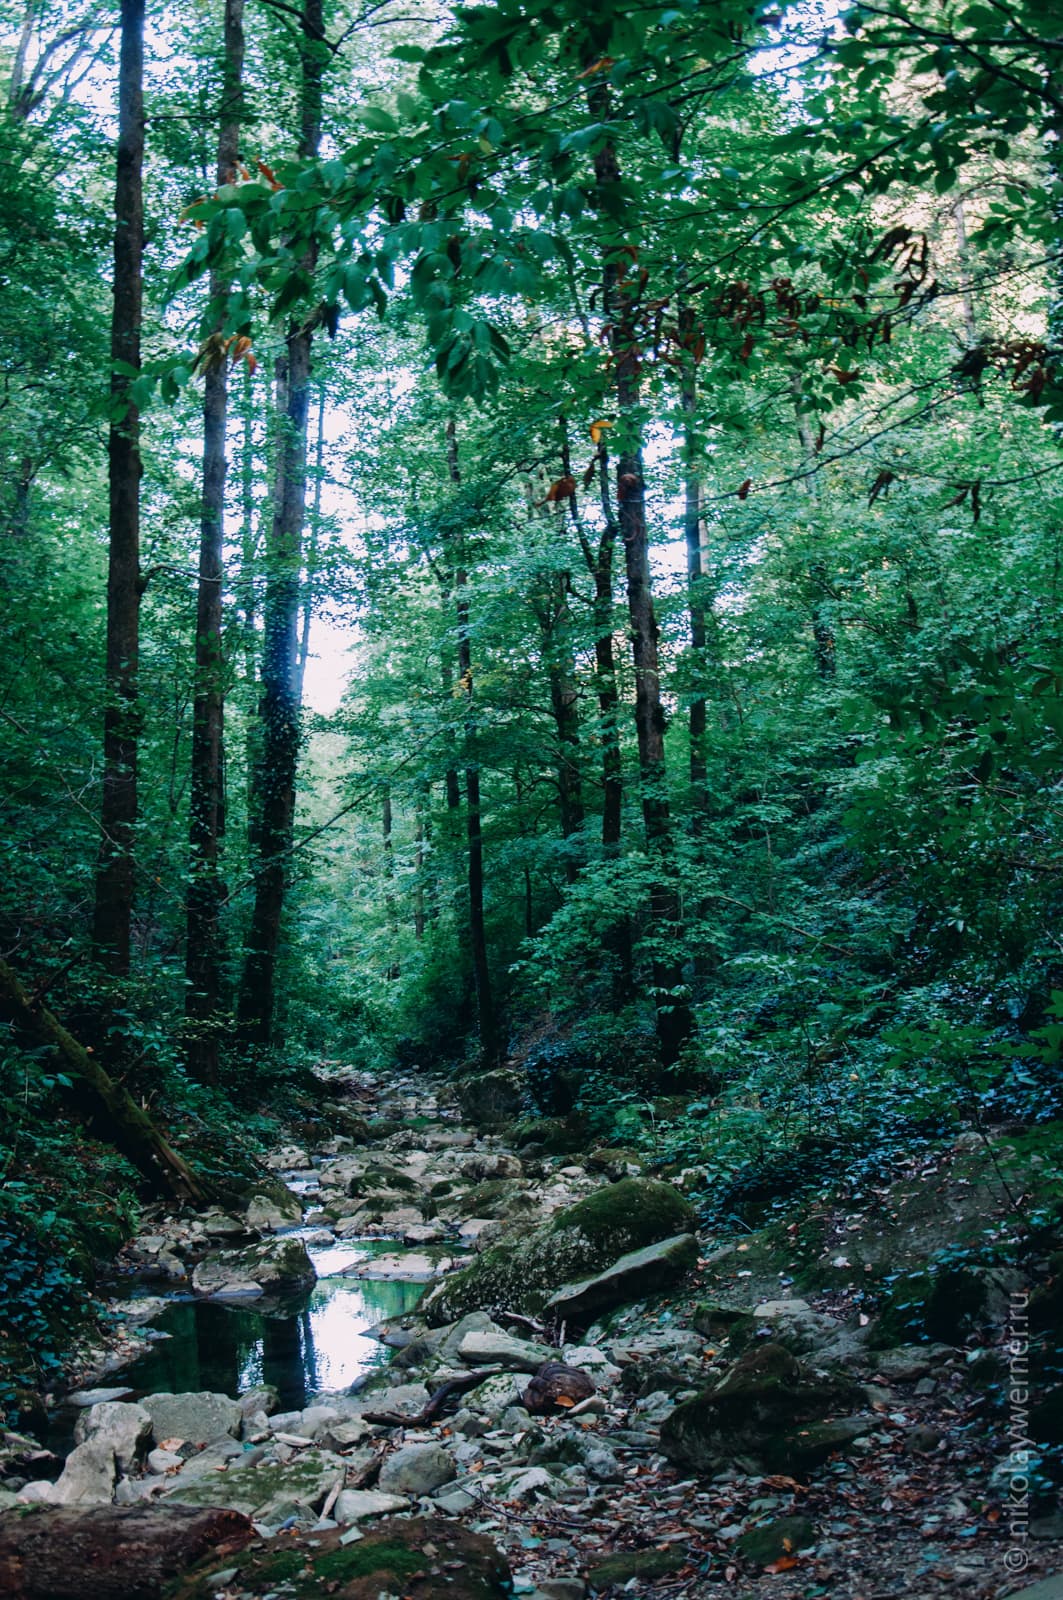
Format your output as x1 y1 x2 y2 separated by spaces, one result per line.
588 1547 687 1587
555 1178 695 1250
423 1178 694 1324
735 1516 814 1567
314 1540 425 1583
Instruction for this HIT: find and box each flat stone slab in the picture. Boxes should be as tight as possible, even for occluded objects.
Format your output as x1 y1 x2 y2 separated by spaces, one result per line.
333 1489 411 1522
544 1233 699 1326
344 1252 444 1282
457 1330 553 1373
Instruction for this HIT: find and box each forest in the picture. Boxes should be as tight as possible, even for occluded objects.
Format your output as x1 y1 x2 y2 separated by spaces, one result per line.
0 0 1061 1595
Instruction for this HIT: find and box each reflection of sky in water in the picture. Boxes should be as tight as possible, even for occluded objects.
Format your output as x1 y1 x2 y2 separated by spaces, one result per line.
120 1270 423 1410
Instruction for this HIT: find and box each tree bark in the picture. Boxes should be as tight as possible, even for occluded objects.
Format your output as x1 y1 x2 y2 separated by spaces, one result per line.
680 320 710 828
0 1504 253 1600
446 419 499 1064
0 958 211 1203
185 0 245 1084
296 383 326 697
236 0 323 1047
92 0 145 976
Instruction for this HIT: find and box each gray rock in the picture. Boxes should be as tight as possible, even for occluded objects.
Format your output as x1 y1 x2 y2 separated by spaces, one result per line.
166 1436 245 1482
73 1400 152 1474
457 1329 553 1372
238 1384 280 1418
749 1298 843 1355
350 1383 430 1417
192 1236 316 1297
142 1390 243 1445
318 1417 371 1452
51 1439 117 1506
147 1448 183 1474
458 1069 523 1125
16 1481 57 1505
333 1488 411 1521
378 1442 457 1496
539 1581 586 1600
433 1485 479 1514
164 1449 346 1520
246 1190 303 1230
299 1404 340 1439
544 1234 699 1326
66 1387 134 1407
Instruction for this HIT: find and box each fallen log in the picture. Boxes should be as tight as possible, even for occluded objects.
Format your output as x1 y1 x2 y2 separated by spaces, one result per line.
0 1505 254 1600
0 957 213 1204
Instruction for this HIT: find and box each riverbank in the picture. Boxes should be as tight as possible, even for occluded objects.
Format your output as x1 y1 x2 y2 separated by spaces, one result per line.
0 1066 1060 1599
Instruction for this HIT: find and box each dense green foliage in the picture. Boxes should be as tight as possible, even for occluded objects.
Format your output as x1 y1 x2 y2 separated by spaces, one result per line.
0 0 1061 1395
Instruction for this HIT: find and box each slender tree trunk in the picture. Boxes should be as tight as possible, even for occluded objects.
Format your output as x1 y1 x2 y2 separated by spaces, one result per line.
591 448 624 852
596 132 693 1068
446 420 498 1064
413 785 427 938
184 0 245 1084
237 0 323 1047
681 324 709 828
0 958 212 1203
296 383 326 697
92 0 145 977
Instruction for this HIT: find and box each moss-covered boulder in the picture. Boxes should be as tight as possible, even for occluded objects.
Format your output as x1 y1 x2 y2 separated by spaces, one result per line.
870 1265 987 1349
421 1179 696 1324
190 1237 316 1299
458 1070 523 1126
659 1342 868 1478
587 1547 687 1589
170 1516 510 1600
586 1147 646 1178
736 1515 815 1567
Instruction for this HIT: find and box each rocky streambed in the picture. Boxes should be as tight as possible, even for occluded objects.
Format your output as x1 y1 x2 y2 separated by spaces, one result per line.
0 1070 1058 1600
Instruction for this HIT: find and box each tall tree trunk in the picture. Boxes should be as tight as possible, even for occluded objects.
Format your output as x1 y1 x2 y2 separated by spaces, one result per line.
591 447 624 852
446 420 498 1064
296 383 326 697
184 0 245 1084
413 785 427 938
236 0 323 1047
680 320 709 828
595 131 693 1068
92 0 145 976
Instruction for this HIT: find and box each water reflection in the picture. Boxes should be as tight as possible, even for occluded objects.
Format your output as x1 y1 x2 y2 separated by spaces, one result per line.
121 1276 423 1411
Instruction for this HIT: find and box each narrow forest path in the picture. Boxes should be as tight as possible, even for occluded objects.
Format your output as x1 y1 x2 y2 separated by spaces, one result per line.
0 1069 1055 1600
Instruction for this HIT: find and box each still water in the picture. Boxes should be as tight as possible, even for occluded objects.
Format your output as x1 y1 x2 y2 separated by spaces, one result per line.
118 1239 427 1411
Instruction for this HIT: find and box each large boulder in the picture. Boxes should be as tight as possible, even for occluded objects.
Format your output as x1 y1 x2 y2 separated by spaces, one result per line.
173 1516 511 1600
73 1402 152 1477
659 1342 869 1478
141 1392 242 1447
543 1234 698 1328
458 1069 524 1126
422 1178 695 1323
191 1237 316 1299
